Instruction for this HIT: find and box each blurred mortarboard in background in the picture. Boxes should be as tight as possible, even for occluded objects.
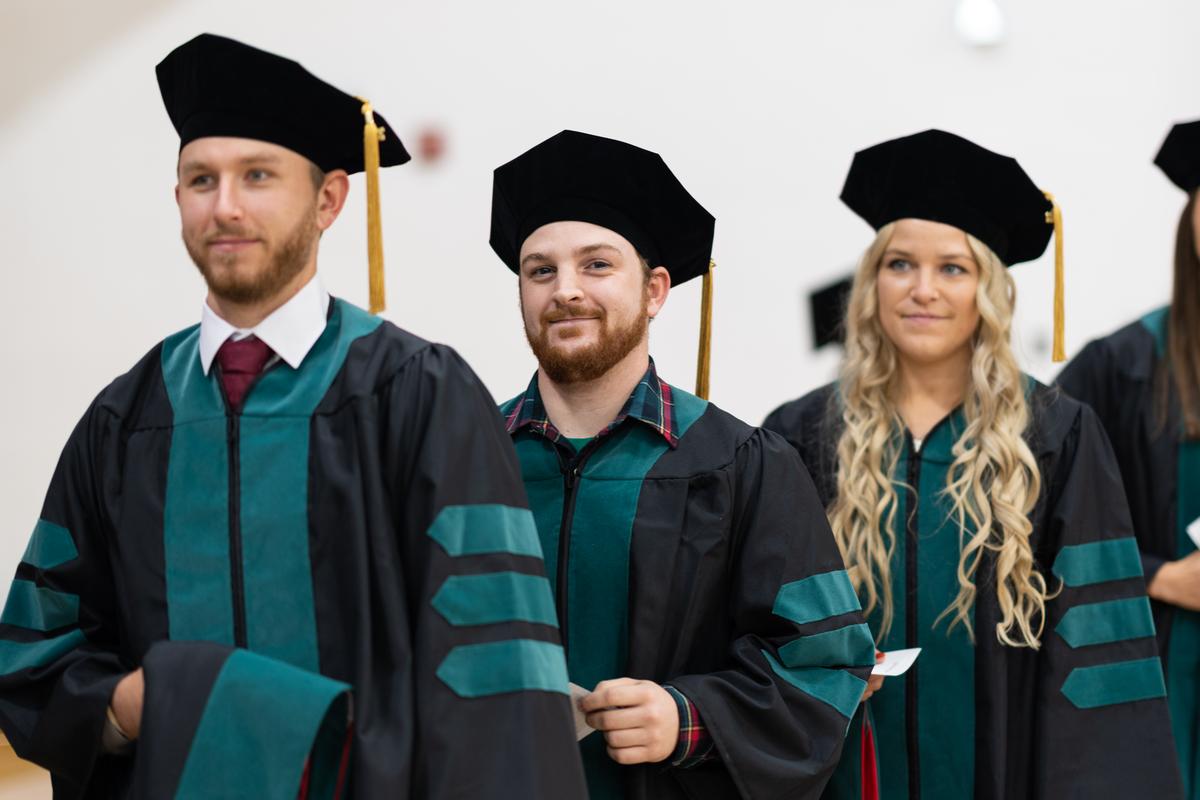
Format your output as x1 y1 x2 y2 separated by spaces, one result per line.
808 274 854 350
1155 120 1200 192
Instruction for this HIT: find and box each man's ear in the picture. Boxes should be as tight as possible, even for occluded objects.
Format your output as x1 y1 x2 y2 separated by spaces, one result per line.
647 266 671 318
316 170 351 231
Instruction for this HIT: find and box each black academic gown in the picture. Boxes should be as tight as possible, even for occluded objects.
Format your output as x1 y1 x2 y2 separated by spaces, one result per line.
504 378 876 800
765 379 1182 800
1057 308 1200 796
0 299 586 799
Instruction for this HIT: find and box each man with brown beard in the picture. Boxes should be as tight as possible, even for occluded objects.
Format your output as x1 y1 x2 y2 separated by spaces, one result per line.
0 35 585 799
490 130 876 800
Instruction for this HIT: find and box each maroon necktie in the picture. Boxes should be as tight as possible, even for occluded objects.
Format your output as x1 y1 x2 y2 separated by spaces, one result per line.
216 336 273 411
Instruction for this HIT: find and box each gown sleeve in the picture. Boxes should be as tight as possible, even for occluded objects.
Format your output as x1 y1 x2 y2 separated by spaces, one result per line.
0 397 129 797
1030 403 1182 798
1055 340 1167 581
385 344 587 799
667 428 876 800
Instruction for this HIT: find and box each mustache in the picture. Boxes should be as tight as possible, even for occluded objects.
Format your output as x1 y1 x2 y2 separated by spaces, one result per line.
542 304 604 324
203 223 260 244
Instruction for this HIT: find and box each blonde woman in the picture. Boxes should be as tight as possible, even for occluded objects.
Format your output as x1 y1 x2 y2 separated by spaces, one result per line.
764 130 1180 800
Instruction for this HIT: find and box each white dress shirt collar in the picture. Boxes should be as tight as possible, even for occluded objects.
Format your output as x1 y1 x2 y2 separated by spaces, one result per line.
198 276 331 375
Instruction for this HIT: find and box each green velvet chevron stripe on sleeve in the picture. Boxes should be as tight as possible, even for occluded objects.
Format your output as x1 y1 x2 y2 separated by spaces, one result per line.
1051 537 1142 587
436 639 570 698
777 623 876 668
772 569 863 626
762 649 867 721
1060 657 1166 709
1055 596 1156 648
431 572 557 627
0 631 86 676
427 504 545 559
0 581 79 632
21 520 78 570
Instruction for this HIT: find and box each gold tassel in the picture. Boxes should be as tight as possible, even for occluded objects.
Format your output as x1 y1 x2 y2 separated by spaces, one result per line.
695 260 715 400
360 99 387 314
1043 191 1065 362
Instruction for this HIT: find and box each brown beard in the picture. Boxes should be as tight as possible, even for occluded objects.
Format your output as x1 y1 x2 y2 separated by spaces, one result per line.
185 203 318 305
525 293 649 384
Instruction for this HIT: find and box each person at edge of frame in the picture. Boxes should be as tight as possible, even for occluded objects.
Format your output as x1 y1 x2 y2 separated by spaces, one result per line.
1057 118 1200 800
0 33 586 800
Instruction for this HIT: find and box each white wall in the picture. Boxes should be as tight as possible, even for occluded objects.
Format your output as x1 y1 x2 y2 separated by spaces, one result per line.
2 0 1197 577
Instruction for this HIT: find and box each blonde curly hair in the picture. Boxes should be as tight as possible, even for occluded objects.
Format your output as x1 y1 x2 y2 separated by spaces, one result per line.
827 223 1049 648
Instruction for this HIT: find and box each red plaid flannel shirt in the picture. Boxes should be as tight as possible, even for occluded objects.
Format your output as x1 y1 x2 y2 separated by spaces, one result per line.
664 685 717 767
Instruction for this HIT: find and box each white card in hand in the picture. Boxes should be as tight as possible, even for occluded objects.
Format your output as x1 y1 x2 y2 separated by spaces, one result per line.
1187 517 1200 551
569 682 595 741
872 648 921 677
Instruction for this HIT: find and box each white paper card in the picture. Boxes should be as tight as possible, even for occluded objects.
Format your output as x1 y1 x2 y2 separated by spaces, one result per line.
1187 516 1200 551
569 682 595 740
872 648 922 677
